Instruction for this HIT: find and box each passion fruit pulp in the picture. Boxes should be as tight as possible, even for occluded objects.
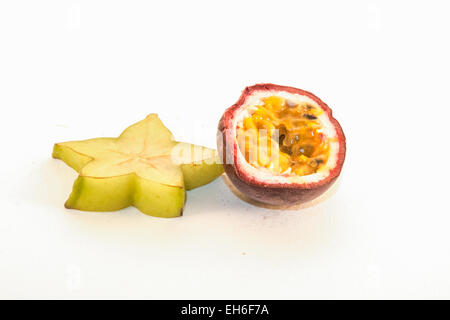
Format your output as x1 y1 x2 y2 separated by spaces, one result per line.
217 84 346 206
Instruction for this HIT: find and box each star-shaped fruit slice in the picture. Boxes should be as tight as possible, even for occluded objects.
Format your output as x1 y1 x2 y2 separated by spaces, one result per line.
52 114 223 217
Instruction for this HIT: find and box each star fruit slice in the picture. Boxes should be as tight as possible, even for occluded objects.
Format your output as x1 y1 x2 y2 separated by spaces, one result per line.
52 114 224 217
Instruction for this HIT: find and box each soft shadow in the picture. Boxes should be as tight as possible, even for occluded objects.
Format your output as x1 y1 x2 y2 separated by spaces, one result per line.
26 160 343 259
184 173 344 255
221 174 341 211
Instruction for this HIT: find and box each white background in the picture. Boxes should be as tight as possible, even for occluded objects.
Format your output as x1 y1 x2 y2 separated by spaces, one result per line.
0 0 449 299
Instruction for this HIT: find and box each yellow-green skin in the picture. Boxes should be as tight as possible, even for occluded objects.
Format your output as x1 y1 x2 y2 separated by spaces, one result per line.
52 115 223 218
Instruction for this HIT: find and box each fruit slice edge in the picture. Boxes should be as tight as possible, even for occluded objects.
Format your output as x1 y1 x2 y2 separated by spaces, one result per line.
53 140 224 190
65 174 185 218
172 142 224 190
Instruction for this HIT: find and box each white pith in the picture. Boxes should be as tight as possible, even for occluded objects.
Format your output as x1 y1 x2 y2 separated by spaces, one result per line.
232 90 340 185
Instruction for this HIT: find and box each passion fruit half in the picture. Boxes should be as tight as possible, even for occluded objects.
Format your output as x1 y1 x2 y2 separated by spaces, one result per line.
217 84 346 206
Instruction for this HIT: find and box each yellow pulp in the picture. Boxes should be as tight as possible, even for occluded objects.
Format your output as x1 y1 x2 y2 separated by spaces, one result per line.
237 96 330 176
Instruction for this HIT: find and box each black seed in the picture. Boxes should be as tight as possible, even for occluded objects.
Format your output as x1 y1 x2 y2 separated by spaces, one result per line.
280 145 292 155
299 145 314 157
303 114 317 120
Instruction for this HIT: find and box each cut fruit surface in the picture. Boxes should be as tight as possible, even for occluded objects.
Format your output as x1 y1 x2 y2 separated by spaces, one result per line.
171 142 225 190
218 84 346 206
237 95 331 176
53 114 224 217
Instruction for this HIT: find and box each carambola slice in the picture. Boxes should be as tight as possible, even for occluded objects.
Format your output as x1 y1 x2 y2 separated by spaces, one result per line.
53 114 224 217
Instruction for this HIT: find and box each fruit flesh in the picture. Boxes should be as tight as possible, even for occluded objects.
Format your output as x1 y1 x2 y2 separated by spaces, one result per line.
171 142 224 190
236 96 330 176
218 84 346 206
53 114 223 217
53 138 222 192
